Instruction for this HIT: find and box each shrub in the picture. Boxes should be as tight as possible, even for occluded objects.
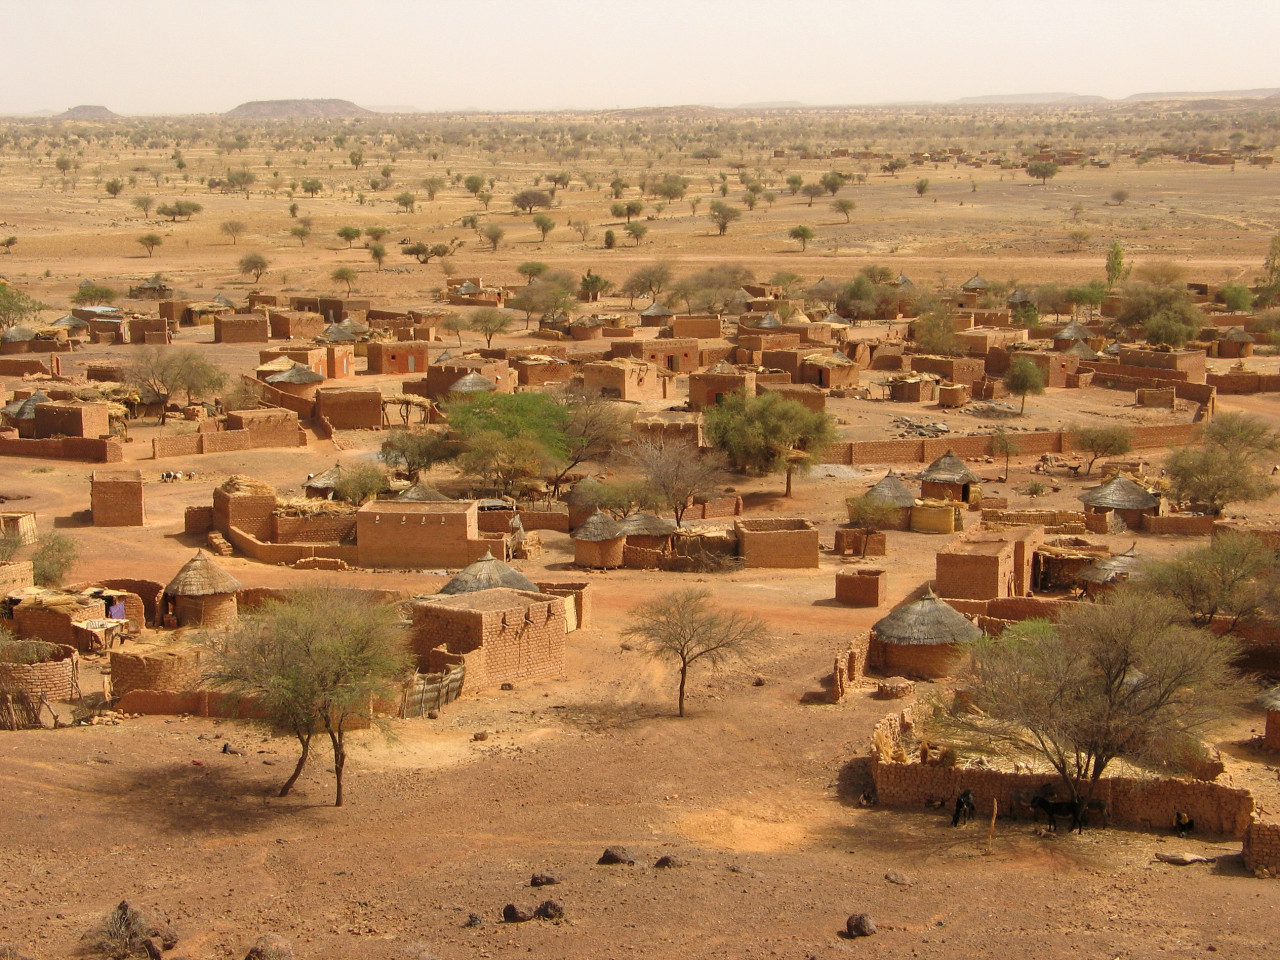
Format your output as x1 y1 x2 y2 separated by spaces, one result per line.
31 533 77 587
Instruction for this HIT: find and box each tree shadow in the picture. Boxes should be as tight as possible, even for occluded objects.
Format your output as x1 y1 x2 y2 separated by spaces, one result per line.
739 491 789 510
53 510 93 529
799 671 838 705
104 757 325 837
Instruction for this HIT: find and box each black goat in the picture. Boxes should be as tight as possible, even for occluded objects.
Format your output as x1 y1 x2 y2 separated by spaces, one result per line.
951 789 976 827
1031 795 1083 833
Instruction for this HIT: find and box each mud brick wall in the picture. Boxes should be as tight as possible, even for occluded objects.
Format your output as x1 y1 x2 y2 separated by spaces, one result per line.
0 357 51 376
517 509 570 533
935 550 1010 601
833 529 886 556
91 476 145 526
315 389 383 429
214 314 269 343
575 537 624 569
69 579 163 627
868 638 966 679
1081 360 1191 382
534 582 592 630
687 496 743 521
214 489 276 540
735 519 820 568
672 317 723 339
0 562 33 593
514 359 574 386
271 513 357 544
355 517 494 569
0 435 122 462
109 646 203 697
910 355 987 386
1213 523 1280 549
410 595 566 691
14 600 106 648
756 382 826 412
184 506 214 535
0 644 78 701
1143 514 1215 536
152 434 201 458
34 403 111 439
836 568 886 606
1243 821 1280 874
222 525 359 565
623 544 663 569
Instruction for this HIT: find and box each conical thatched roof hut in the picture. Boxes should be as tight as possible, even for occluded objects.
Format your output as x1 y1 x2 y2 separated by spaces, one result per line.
438 550 538 595
870 587 981 679
164 551 242 627
1079 475 1160 512
572 509 625 569
397 480 453 502
864 471 917 508
1063 339 1100 360
1053 319 1094 342
449 372 497 394
4 390 50 422
1 325 39 344
920 450 980 502
741 312 781 330
960 275 988 292
303 463 343 499
1077 546 1143 594
639 300 674 319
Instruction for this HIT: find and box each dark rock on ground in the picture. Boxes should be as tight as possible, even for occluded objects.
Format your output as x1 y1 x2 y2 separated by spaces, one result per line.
598 846 635 865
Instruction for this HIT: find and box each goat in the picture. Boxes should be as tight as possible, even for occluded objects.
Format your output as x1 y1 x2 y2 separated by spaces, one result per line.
1031 795 1083 833
1174 811 1195 838
951 789 976 827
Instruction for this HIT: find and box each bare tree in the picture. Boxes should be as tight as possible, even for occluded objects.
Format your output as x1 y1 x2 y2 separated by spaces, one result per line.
626 438 722 525
624 588 766 716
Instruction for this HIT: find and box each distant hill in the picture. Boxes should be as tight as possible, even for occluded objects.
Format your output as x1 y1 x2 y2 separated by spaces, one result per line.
952 92 1106 105
56 105 119 120
224 99 377 119
1125 88 1280 102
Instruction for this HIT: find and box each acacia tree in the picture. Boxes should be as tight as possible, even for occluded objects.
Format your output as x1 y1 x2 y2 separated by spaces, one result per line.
137 234 163 257
238 252 268 281
926 590 1242 807
336 226 361 248
1072 424 1133 474
789 225 814 251
468 307 514 347
1147 532 1279 628
708 200 741 236
990 427 1019 482
0 283 46 329
378 428 456 479
331 266 357 296
832 198 856 222
1027 160 1059 185
532 213 555 240
127 347 226 423
1003 357 1046 414
203 586 410 806
1164 412 1278 513
624 588 766 717
219 220 246 245
626 437 722 525
703 391 835 497
132 195 155 218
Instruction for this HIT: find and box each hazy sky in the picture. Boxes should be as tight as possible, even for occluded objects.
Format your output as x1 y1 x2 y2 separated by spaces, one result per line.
8 0 1280 114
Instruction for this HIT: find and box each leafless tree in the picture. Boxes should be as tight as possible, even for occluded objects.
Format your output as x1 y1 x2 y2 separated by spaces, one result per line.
626 438 722 524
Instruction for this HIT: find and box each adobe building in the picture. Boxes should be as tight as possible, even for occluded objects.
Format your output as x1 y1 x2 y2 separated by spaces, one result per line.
325 345 355 379
1216 327 1255 359
91 470 145 527
366 341 434 376
214 313 270 344
671 315 723 339
513 356 574 387
909 354 986 388
266 309 326 340
262 363 324 400
571 509 625 569
887 374 938 403
223 408 307 447
355 500 505 569
638 301 675 326
689 363 757 411
1078 474 1164 530
315 387 384 429
259 346 326 376
609 338 701 373
868 588 981 680
581 359 671 401
413 358 514 400
849 471 915 531
798 354 858 390
1117 345 1207 383
33 401 111 440
734 518 820 569
835 568 887 607
935 539 1015 601
920 450 981 503
954 326 1029 353
128 317 171 345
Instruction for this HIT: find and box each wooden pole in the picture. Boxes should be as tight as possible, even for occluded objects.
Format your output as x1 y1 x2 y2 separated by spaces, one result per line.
985 799 998 854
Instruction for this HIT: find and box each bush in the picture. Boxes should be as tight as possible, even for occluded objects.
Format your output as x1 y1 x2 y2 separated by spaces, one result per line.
0 530 21 563
0 639 59 665
31 533 77 587
603 229 616 249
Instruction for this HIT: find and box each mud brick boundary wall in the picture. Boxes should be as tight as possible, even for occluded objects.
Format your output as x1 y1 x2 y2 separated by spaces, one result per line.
1243 821 1280 874
821 424 1203 466
870 710 1255 836
109 647 203 698
0 434 123 463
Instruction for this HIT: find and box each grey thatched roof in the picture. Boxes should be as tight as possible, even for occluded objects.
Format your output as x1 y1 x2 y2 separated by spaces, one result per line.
1077 547 1144 585
961 275 989 292
1220 326 1255 343
1007 288 1034 305
397 480 453 502
639 301 674 318
320 323 357 342
742 312 781 329
572 508 624 542
1079 475 1160 511
1 325 38 343
265 363 324 385
438 550 538 595
704 360 739 375
863 471 916 508
1054 319 1094 341
1063 339 1100 360
872 588 981 646
619 513 677 537
165 551 242 597
455 281 480 295
449 372 497 394
51 314 89 330
305 464 342 490
921 450 980 484
894 274 914 288
4 391 50 420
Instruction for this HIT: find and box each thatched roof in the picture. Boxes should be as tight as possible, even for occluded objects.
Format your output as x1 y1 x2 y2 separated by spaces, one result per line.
165 551 242 597
51 314 89 330
218 475 276 497
704 360 739 375
619 513 677 537
960 275 989 292
1220 326 1255 343
921 450 980 484
1053 320 1094 341
455 281 480 295
1063 339 1100 360
639 301 674 318
1077 547 1144 585
4 391 50 420
872 588 981 646
438 550 538 595
265 363 324 385
863 471 916 508
1079 475 1160 511
449 372 497 394
397 480 452 502
572 508 624 542
1007 288 1034 305
741 312 781 330
894 274 914 288
305 464 343 490
1 325 38 343
320 323 357 342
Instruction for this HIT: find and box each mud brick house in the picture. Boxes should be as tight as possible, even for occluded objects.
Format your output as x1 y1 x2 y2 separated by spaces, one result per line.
920 450 981 503
1117 345 1207 383
513 356 574 387
259 346 326 376
887 374 937 403
935 539 1015 601
0 512 37 546
671 315 723 339
609 338 701 373
954 326 1028 353
798 354 859 389
637 301 675 326
409 358 514 400
1078 474 1164 530
225 408 307 447
33 401 111 440
162 551 242 629
214 313 269 344
10 593 117 652
868 588 981 680
835 568 887 607
356 501 506 568
757 381 826 412
128 317 172 345
849 471 915 531
909 354 986 387
734 518 820 568
314 387 383 429
581 359 670 401
411 587 566 692
366 341 433 375
571 510 626 569
266 309 326 340
262 363 324 400
91 470 145 527
689 364 756 411
1216 327 1255 359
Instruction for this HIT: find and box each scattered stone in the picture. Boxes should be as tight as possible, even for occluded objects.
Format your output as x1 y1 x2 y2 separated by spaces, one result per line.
654 855 687 869
426 710 439 720
845 913 877 937
884 870 914 887
597 846 635 865
534 900 564 921
500 683 514 691
752 677 766 687
501 904 533 923
472 731 489 742
463 913 482 928
530 873 560 887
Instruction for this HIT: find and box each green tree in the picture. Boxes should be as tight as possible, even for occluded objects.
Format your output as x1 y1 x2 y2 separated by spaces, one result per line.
219 220 246 245
1144 307 1200 347
0 236 15 254
404 241 455 265
1003 356 1046 414
1220 283 1255 312
832 198 856 222
0 283 46 329
532 213 555 240
441 313 467 346
800 183 825 206
378 428 456 479
625 222 648 245
70 284 118 306
926 590 1242 808
204 586 410 806
579 269 613 302
910 300 960 355
300 178 322 197
137 233 163 257
481 223 504 250
127 347 225 424
422 176 445 200
569 219 593 242
819 170 847 195
1027 160 1059 184
610 200 645 223
131 195 155 218
156 200 201 221
30 532 77 587
365 226 389 242
518 261 549 282
785 173 804 195
394 191 416 213
368 242 387 269
623 588 765 717
913 177 930 197
708 200 741 236
239 252 268 281
1110 189 1130 205
289 224 311 247
334 464 388 505
788 225 814 251
331 266 357 296
456 431 546 496
463 174 485 196
336 226 361 248
104 178 124 198
1147 532 1279 628
512 189 553 213
1071 424 1133 474
703 391 835 497
467 307 514 348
